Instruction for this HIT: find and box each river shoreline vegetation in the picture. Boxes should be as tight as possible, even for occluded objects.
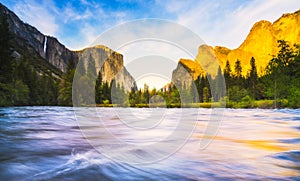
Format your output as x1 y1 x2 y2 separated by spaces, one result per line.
0 16 299 108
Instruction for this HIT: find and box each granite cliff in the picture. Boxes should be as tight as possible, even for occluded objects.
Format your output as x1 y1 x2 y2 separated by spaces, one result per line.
172 9 300 86
76 45 135 90
0 3 134 87
172 59 204 88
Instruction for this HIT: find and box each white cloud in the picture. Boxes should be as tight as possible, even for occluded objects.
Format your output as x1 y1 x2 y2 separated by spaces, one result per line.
12 0 300 53
173 0 300 49
80 0 90 6
156 0 191 13
13 0 59 36
77 23 100 49
11 0 109 50
63 3 92 23
67 9 132 50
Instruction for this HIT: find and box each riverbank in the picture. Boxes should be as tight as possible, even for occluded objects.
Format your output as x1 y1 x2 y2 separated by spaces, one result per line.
95 99 296 109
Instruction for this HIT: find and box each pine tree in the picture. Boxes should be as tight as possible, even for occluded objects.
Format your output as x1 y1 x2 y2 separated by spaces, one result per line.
248 57 258 100
203 87 209 103
129 86 137 106
95 71 103 104
102 81 111 103
224 60 231 78
224 60 232 88
233 59 244 89
58 55 76 106
143 84 150 104
212 66 226 101
234 59 242 78
189 81 199 103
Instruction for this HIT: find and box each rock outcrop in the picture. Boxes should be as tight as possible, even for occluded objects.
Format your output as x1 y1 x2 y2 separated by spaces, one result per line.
77 45 135 90
172 58 204 88
45 36 77 72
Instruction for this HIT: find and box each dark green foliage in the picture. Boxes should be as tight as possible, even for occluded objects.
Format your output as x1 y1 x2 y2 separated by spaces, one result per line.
228 86 248 102
40 74 59 105
58 56 75 106
143 84 150 104
224 60 231 88
0 80 29 106
129 86 137 106
0 15 60 106
111 79 127 105
0 57 59 106
102 81 111 103
247 57 258 100
95 71 103 104
194 75 211 103
262 40 300 108
94 77 112 105
233 59 245 87
234 59 242 78
211 66 226 101
0 14 13 83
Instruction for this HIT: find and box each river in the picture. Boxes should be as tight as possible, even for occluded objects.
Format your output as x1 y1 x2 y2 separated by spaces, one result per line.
0 107 299 180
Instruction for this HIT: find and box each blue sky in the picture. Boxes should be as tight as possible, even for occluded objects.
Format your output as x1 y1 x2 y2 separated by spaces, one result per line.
1 0 299 50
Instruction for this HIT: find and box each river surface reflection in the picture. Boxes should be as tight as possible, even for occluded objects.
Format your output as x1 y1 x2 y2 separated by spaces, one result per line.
0 107 299 180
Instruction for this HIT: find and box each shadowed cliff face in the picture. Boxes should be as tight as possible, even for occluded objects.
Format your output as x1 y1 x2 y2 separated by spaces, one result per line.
172 58 205 88
172 9 300 85
0 3 135 87
0 3 76 73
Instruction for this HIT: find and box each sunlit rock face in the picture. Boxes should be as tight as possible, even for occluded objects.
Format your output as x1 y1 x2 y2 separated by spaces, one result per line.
213 10 300 76
273 10 300 46
173 9 300 82
77 46 135 90
195 45 219 77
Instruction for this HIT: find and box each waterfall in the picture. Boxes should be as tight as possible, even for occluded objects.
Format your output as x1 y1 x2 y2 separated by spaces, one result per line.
44 36 47 54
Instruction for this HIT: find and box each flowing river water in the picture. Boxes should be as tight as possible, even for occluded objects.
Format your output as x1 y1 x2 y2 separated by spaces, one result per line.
0 107 299 180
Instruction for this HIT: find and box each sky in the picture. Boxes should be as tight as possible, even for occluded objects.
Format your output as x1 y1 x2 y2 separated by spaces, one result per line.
1 0 300 89
1 0 300 50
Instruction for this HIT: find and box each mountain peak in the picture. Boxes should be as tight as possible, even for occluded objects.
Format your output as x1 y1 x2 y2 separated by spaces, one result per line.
92 45 112 52
172 8 300 83
274 9 300 25
207 8 299 76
